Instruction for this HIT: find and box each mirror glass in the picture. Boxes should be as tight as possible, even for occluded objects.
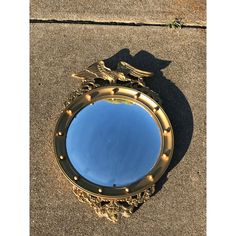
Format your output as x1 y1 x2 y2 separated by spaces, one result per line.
66 99 162 187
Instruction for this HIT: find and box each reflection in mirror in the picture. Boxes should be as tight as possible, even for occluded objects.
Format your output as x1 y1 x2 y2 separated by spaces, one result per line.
66 99 162 187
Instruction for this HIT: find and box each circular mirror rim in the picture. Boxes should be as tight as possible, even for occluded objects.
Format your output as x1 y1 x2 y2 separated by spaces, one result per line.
54 86 174 199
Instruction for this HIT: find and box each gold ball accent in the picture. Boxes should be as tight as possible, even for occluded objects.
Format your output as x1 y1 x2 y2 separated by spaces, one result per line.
85 94 91 101
74 176 78 181
164 127 171 135
162 154 169 161
59 155 64 160
147 175 154 182
134 92 141 99
66 110 73 116
125 187 129 193
111 88 119 95
153 106 160 113
98 188 102 193
57 131 63 136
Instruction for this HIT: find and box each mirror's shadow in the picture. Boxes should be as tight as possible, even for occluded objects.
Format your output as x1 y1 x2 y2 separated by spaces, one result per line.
104 49 193 207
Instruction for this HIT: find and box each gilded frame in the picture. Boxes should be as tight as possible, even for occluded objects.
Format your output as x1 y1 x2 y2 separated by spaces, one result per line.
53 60 174 222
54 85 174 199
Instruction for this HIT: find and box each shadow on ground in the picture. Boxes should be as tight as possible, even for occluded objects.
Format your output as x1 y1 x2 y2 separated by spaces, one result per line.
104 48 194 202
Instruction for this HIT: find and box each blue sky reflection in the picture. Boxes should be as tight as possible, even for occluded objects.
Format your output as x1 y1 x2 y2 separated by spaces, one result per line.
66 99 162 187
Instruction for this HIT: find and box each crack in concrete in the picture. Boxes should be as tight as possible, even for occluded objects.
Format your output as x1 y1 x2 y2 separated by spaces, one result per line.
30 19 206 29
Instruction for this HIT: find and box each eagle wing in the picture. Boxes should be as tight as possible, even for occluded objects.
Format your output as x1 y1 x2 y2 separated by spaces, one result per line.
117 61 154 78
72 61 109 81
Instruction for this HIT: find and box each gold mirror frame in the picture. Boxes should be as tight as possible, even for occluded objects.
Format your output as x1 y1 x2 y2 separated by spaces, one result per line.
54 61 174 222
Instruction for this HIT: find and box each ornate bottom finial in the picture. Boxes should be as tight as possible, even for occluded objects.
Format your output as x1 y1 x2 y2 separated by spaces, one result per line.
73 185 155 223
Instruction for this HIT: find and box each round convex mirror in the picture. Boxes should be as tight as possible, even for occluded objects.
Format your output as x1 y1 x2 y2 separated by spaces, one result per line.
66 99 162 187
54 86 173 198
54 62 175 222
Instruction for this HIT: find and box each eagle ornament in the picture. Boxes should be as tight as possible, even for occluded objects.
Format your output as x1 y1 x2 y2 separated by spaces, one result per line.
72 60 154 86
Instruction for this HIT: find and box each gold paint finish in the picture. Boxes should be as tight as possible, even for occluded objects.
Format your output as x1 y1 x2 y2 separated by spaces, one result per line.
162 154 169 162
147 175 154 182
85 94 91 101
54 85 174 222
73 185 155 223
153 106 160 113
134 92 141 99
54 61 174 223
66 110 73 116
57 131 63 136
164 127 171 135
111 87 119 95
125 188 129 193
72 60 153 85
